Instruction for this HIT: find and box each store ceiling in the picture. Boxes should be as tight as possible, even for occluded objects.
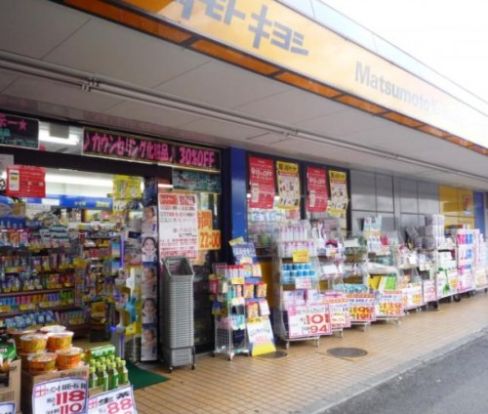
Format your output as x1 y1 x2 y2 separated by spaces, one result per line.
0 0 487 190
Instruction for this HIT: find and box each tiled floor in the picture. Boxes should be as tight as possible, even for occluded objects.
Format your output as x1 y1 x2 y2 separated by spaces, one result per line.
133 293 488 414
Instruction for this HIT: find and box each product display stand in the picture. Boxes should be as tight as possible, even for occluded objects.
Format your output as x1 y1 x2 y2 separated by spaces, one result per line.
210 265 249 360
455 229 475 296
272 221 331 349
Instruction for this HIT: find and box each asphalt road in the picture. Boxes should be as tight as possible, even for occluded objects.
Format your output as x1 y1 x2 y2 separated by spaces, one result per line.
324 335 488 414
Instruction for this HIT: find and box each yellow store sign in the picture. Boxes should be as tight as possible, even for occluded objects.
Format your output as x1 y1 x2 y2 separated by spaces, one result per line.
67 0 488 148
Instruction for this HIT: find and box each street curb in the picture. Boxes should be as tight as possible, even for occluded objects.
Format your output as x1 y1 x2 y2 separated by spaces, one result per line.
305 326 488 414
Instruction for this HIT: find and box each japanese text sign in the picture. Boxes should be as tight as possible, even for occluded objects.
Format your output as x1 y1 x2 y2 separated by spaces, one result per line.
306 166 328 213
198 209 221 250
88 385 137 414
287 304 332 338
158 192 199 260
248 156 275 209
346 294 376 323
32 377 88 414
246 318 276 356
276 161 300 210
327 170 348 219
0 402 15 414
83 128 219 171
375 291 404 318
0 112 39 149
6 165 46 198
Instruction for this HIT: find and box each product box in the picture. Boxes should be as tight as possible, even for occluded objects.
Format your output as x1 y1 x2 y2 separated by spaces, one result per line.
0 359 21 413
21 365 89 414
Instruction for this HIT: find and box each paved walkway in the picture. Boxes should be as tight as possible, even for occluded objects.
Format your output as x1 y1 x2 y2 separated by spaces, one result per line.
134 293 488 414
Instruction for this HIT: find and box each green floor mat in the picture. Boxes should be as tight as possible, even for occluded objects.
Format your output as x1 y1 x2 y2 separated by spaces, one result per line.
127 362 169 390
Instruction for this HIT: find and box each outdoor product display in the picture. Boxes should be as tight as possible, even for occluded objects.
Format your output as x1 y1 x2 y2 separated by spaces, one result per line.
160 257 195 372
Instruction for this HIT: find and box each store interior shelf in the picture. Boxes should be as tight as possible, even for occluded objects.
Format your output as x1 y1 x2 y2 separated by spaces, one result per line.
0 304 81 318
0 287 75 297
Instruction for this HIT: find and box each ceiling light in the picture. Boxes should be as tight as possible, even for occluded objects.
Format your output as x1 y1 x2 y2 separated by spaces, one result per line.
39 122 81 146
46 173 112 188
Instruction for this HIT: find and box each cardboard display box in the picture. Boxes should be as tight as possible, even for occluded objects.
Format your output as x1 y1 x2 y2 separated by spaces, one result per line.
0 359 21 413
21 365 89 414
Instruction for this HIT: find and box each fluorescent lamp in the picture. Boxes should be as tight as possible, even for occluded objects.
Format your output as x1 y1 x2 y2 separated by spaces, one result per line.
46 173 113 188
158 183 173 189
39 122 81 146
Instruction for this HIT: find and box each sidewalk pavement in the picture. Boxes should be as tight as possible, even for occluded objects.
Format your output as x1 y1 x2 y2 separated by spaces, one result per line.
134 293 488 414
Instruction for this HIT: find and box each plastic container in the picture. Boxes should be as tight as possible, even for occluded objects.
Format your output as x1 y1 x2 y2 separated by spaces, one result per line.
20 334 47 354
56 347 83 370
40 325 67 334
9 329 36 351
47 331 73 352
28 352 57 374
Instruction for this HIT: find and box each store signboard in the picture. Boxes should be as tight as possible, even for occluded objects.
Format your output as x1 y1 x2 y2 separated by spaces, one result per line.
276 161 300 210
6 165 46 198
327 170 348 219
88 385 137 414
306 166 328 213
83 0 488 148
32 377 88 414
248 156 275 209
375 291 404 318
158 193 199 260
246 318 276 356
0 112 39 149
0 402 15 414
83 128 220 171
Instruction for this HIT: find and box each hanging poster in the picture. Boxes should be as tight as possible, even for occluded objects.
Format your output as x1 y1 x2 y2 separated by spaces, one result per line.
198 210 221 250
0 112 39 149
248 156 275 209
158 193 198 260
6 165 45 198
172 170 221 193
113 175 142 200
327 170 349 218
276 161 300 210
306 166 328 213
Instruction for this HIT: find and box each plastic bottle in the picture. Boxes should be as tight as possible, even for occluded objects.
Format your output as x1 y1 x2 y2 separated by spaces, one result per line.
88 366 98 389
118 360 129 385
97 364 109 391
107 362 119 390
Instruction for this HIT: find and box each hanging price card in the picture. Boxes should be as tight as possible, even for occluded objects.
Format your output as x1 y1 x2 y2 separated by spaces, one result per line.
88 386 137 414
32 377 88 414
292 250 309 263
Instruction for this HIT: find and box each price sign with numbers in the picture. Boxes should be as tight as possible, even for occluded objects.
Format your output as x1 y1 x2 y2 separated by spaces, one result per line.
0 402 15 414
88 385 137 414
287 304 332 338
32 377 88 414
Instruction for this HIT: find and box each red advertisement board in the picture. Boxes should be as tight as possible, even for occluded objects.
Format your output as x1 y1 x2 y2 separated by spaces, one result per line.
6 165 46 198
306 166 328 213
248 156 275 209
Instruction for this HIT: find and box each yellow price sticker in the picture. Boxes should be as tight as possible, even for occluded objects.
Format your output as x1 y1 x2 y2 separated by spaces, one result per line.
292 250 310 263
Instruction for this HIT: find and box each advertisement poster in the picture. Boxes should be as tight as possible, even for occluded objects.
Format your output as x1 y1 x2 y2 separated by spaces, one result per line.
198 210 221 251
375 291 404 318
287 304 332 338
6 165 46 198
327 170 348 218
248 156 275 209
325 297 351 330
88 385 137 414
158 193 198 260
276 161 300 210
113 175 142 200
347 294 376 323
306 166 328 213
0 112 39 149
172 170 221 193
32 377 88 414
246 318 276 356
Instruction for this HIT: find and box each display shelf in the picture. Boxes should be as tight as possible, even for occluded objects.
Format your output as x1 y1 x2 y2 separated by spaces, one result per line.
0 287 75 297
0 304 80 318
